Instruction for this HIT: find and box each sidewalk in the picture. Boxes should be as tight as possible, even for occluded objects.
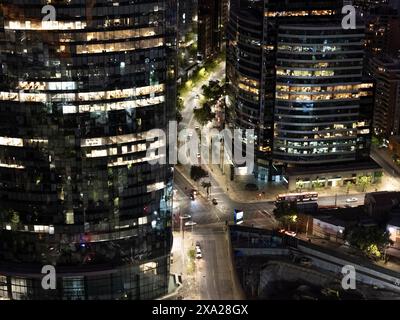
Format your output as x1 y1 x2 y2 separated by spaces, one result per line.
178 161 385 204
207 163 285 202
170 229 201 300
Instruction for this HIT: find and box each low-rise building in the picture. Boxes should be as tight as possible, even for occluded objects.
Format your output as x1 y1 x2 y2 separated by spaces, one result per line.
311 207 364 242
387 216 400 248
313 216 346 242
286 160 383 191
364 191 400 218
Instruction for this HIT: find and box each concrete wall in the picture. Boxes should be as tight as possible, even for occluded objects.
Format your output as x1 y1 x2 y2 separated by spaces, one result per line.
297 244 400 292
232 243 400 293
259 261 336 296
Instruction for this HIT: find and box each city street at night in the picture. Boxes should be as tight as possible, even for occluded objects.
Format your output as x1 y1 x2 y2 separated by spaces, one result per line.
2 0 400 309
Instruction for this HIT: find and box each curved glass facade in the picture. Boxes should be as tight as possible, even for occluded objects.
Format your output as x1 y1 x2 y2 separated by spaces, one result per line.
273 25 366 164
226 0 270 179
226 0 344 179
0 0 176 300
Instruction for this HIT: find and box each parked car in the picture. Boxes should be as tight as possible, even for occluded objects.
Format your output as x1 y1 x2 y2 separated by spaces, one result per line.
196 247 202 259
185 221 197 227
346 197 358 203
285 231 297 237
189 189 197 200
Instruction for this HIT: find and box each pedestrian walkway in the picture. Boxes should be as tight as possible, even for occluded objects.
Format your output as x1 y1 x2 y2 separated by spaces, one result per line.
179 161 384 204
169 229 201 300
207 163 284 202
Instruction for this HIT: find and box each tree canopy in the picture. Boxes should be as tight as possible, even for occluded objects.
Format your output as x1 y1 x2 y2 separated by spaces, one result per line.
346 226 393 259
190 165 208 182
193 103 215 126
273 201 298 230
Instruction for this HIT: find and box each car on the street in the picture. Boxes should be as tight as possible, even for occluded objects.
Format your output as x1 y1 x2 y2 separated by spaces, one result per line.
284 231 297 237
346 197 358 203
181 214 191 219
195 241 201 250
196 247 202 259
189 189 197 200
185 221 197 227
195 125 200 130
197 153 201 159
212 198 218 205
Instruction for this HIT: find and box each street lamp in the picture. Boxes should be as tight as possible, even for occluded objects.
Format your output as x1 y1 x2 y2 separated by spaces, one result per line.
179 215 185 271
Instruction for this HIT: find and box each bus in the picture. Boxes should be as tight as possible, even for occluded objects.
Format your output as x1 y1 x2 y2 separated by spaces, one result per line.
276 192 318 203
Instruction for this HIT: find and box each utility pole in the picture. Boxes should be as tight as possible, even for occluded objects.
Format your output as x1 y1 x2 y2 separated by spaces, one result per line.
334 193 337 207
191 221 194 246
305 216 309 237
180 215 185 273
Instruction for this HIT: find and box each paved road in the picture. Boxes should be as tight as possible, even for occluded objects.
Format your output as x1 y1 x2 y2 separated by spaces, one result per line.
175 168 366 223
172 179 244 299
174 168 277 224
180 63 225 130
173 58 375 299
175 62 278 299
194 225 238 299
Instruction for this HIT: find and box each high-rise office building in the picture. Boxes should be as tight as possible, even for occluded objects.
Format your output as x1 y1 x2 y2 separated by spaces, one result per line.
365 5 400 57
227 0 344 180
368 56 400 138
0 0 176 300
179 0 197 39
274 24 369 164
389 0 400 12
354 0 390 11
177 0 198 81
226 0 380 187
198 0 228 60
